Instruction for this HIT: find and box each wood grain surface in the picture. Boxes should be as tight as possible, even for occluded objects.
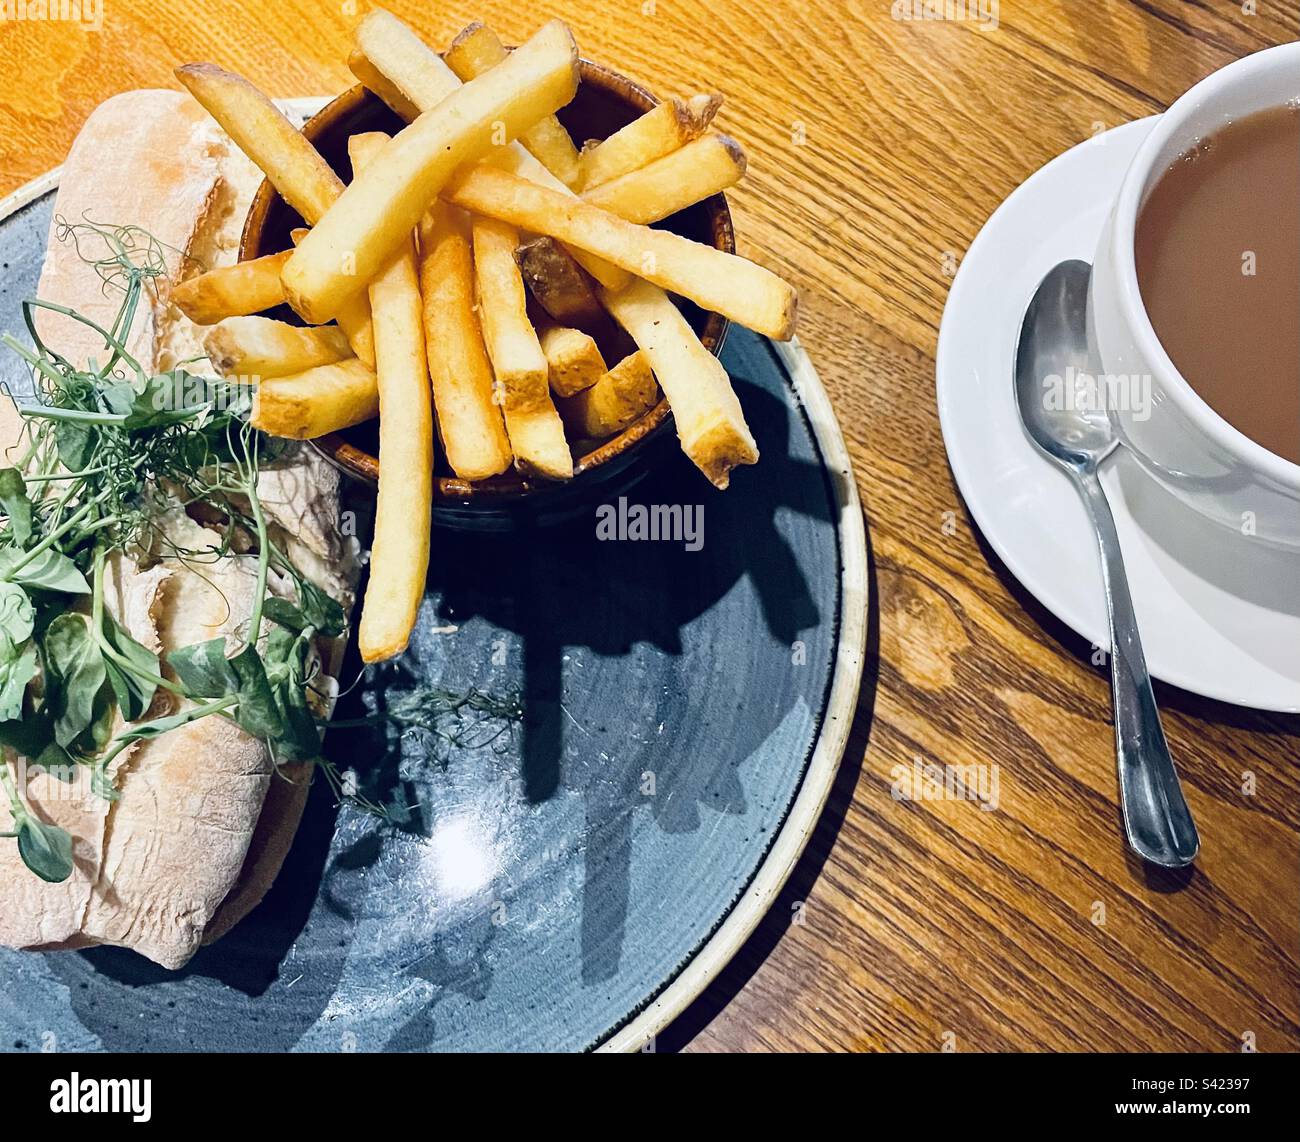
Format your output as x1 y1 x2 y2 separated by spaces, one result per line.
2 0 1297 1053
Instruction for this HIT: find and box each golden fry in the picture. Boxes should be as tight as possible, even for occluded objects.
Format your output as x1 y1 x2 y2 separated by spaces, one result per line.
472 215 572 480
600 277 757 488
418 202 512 480
354 11 628 290
539 325 607 397
353 7 460 111
446 165 798 340
581 134 745 224
557 350 659 439
577 93 722 190
349 132 433 664
332 293 376 368
170 250 293 325
175 62 344 225
282 20 580 323
251 357 379 439
347 48 421 122
446 21 582 187
204 316 351 378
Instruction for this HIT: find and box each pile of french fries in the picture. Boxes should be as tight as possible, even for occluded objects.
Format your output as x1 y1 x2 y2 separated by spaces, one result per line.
170 10 798 662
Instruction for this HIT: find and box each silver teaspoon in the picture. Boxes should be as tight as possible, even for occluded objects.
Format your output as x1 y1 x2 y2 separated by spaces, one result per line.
1014 259 1199 869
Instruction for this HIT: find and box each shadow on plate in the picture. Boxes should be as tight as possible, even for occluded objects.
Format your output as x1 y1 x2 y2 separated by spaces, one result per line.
324 373 849 1001
657 512 878 1051
50 356 857 1051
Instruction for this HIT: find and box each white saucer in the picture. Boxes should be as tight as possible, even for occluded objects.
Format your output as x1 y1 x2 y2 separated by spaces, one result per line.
937 118 1300 713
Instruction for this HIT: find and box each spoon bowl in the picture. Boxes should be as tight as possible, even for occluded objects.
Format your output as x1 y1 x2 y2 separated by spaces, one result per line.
1015 259 1116 470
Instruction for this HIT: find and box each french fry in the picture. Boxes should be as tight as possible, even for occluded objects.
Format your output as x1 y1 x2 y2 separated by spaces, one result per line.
328 287 374 369
515 236 607 327
581 134 746 224
446 21 582 188
174 58 381 360
171 250 293 326
251 357 379 439
539 325 607 397
283 20 580 323
347 48 422 122
557 351 659 439
577 93 722 190
418 202 512 480
446 165 798 340
168 84 368 370
204 316 351 378
288 226 375 367
353 7 460 112
354 10 629 291
174 230 374 366
348 132 433 664
600 277 756 488
472 215 572 480
175 63 345 225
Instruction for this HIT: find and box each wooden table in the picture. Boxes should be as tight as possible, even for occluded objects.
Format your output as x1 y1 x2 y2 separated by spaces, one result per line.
3 1 1297 1053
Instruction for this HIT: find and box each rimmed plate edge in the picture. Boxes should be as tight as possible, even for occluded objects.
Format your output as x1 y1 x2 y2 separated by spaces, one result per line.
597 336 869 1052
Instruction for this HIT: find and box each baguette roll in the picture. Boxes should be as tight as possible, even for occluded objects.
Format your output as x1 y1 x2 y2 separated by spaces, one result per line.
0 90 359 970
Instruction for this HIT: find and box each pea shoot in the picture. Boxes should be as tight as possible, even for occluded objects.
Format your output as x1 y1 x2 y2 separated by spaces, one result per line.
0 221 343 880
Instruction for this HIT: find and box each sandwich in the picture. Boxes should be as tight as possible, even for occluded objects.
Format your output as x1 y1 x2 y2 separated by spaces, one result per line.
0 90 359 970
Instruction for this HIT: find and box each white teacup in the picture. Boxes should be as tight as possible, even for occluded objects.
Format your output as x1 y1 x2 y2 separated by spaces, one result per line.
1089 42 1300 550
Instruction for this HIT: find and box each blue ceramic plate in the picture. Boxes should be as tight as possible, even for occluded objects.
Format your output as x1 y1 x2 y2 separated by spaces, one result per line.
0 170 867 1053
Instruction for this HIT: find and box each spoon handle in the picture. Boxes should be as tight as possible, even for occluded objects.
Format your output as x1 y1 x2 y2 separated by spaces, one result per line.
1077 470 1200 868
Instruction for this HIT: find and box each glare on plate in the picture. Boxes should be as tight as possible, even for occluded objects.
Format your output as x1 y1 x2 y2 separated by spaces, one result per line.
424 815 498 900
